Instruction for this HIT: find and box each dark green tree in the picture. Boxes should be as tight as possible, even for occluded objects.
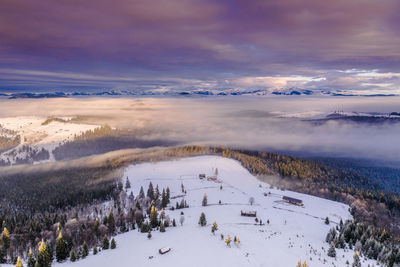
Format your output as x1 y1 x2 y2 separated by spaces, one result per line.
102 235 110 250
56 232 68 262
198 212 207 226
147 182 154 200
70 249 77 262
82 242 89 258
110 239 116 249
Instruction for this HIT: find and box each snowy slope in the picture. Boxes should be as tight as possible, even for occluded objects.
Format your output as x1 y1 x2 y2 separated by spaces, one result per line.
0 116 99 163
57 156 377 267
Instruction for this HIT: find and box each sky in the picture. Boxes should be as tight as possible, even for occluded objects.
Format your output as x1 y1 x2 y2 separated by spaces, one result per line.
0 0 400 94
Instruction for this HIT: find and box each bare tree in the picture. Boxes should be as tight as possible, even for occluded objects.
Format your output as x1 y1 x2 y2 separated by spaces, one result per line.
249 197 255 205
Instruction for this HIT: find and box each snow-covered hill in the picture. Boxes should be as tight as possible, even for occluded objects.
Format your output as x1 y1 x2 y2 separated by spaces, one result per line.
0 116 99 164
57 156 377 267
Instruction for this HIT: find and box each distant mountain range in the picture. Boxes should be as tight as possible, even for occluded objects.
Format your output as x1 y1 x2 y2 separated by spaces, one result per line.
1 88 397 98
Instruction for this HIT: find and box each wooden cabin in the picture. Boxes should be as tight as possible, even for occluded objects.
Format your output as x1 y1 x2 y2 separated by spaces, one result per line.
241 210 257 217
282 196 303 206
207 176 217 181
199 174 206 179
159 247 171 254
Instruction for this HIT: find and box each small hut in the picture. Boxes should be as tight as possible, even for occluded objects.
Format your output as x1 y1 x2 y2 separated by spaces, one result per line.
282 196 303 206
241 210 257 217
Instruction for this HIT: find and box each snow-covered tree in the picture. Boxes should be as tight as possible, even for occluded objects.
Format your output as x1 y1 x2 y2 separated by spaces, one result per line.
225 235 231 246
147 182 155 200
198 212 207 226
202 193 208 206
125 177 131 189
249 197 255 205
352 251 361 267
328 242 336 257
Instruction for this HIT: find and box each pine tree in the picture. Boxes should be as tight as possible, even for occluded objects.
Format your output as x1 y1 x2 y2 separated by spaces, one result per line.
155 185 160 201
15 256 24 267
198 212 207 226
328 242 336 257
150 206 158 228
325 217 330 225
110 239 116 249
108 211 115 233
93 247 98 255
212 221 218 232
56 232 68 262
37 239 51 267
27 248 36 267
352 251 361 267
82 242 89 258
2 227 10 249
160 223 166 232
161 189 168 208
225 235 231 246
166 187 170 204
202 193 208 206
139 186 145 199
94 218 100 237
70 249 76 262
125 177 131 189
102 235 110 250
147 182 154 200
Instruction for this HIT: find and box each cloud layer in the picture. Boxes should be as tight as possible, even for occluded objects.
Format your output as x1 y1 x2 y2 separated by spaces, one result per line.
0 0 400 92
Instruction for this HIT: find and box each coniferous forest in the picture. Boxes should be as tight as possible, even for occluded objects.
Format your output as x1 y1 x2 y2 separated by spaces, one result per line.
0 145 399 266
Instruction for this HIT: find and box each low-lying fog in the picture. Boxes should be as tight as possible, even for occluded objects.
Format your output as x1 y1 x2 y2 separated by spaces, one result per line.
1 96 399 162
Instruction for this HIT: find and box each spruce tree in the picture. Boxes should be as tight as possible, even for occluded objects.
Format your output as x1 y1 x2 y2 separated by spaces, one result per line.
56 232 68 262
325 217 330 225
166 187 170 204
202 193 208 206
139 186 145 199
198 212 207 226
352 251 361 267
108 211 116 233
110 239 116 249
155 185 160 201
327 242 336 257
147 182 154 200
82 242 89 258
150 206 158 228
160 223 166 232
125 177 131 189
27 248 36 267
37 240 51 267
102 235 110 250
15 256 24 267
93 247 98 255
70 249 76 262
161 189 168 208
94 218 100 237
2 227 10 249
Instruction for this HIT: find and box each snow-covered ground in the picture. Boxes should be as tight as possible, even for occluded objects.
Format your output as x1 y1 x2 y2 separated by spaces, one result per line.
57 156 377 267
0 116 99 163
